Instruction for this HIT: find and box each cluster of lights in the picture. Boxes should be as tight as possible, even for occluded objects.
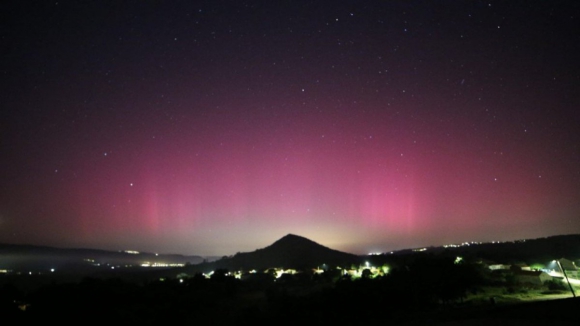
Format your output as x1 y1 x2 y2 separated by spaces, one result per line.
140 262 185 268
192 264 390 281
443 241 483 248
275 269 297 278
413 248 427 252
84 258 101 266
123 250 140 254
13 269 57 275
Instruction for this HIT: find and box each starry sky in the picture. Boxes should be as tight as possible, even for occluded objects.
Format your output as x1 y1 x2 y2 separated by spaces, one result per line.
1 1 579 256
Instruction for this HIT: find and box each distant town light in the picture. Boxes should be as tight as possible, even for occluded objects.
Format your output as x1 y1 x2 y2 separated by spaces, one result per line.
140 262 184 268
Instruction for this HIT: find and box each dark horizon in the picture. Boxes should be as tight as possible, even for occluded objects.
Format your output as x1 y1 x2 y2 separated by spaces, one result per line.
2 1 579 256
2 232 579 259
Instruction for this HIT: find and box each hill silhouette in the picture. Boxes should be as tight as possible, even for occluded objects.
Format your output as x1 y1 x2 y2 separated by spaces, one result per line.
196 234 361 271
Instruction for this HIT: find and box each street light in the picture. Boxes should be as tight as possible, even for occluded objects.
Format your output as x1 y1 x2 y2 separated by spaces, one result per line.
555 260 576 298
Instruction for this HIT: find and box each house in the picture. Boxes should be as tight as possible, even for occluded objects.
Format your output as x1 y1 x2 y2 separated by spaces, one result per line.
511 263 531 271
513 270 552 285
558 258 577 270
558 258 579 278
488 264 510 271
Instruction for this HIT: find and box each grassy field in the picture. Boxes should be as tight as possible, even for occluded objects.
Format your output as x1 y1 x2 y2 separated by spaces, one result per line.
463 282 578 307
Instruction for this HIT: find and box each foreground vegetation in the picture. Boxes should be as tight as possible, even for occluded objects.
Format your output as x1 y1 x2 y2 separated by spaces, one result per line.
2 254 578 325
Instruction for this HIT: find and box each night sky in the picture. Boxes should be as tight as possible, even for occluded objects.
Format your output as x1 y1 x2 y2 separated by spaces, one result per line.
1 1 579 256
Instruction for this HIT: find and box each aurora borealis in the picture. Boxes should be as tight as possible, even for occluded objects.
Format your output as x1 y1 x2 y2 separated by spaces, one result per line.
1 1 579 255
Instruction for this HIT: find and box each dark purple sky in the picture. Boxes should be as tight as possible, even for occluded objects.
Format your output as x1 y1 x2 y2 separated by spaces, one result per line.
1 1 579 255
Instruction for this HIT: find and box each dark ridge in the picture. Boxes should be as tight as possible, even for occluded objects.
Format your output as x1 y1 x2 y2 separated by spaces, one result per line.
0 243 204 272
391 234 580 263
